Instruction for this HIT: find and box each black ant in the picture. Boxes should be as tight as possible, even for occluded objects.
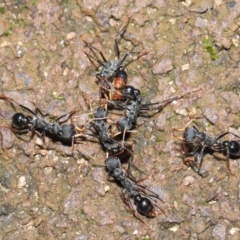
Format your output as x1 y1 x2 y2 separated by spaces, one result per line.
174 124 240 176
105 156 166 229
106 87 202 117
90 107 132 157
0 95 83 145
107 89 199 142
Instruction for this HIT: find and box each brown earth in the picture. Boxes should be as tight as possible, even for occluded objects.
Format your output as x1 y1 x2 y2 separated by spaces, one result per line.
0 0 240 239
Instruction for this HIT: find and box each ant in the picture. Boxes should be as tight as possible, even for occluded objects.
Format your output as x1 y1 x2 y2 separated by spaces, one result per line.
84 19 148 98
0 95 84 145
107 89 196 141
84 20 130 84
174 123 240 176
106 87 202 117
90 107 132 157
105 156 166 228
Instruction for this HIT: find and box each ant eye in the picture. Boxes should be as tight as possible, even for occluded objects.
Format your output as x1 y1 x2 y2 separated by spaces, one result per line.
223 141 229 147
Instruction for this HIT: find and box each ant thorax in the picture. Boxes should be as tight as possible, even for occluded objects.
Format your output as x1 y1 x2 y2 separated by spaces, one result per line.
99 60 122 82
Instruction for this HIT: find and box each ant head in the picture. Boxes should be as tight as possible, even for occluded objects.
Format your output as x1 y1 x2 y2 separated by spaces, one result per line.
94 107 107 119
122 85 135 96
61 124 76 140
105 156 121 172
12 112 30 129
134 195 155 217
117 118 131 132
122 86 142 103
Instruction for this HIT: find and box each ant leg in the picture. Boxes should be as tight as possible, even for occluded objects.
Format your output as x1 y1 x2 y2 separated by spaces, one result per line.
172 127 185 140
114 38 121 60
84 40 108 63
116 17 130 40
114 17 130 59
141 88 203 115
34 107 48 117
0 95 19 111
183 144 200 170
84 50 103 69
215 131 230 142
88 43 108 63
172 118 196 139
26 101 48 118
196 146 207 176
226 148 236 176
118 53 129 67
16 103 36 116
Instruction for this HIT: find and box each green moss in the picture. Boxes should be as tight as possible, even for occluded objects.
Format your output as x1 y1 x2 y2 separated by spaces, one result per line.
141 235 151 240
140 89 148 97
57 95 65 101
1 19 28 37
48 117 57 123
0 7 5 14
203 36 218 60
31 0 37 6
195 103 201 109
11 19 28 28
3 30 11 37
19 5 28 11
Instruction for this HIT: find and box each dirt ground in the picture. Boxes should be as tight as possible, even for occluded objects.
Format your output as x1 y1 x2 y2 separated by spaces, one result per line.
0 0 240 239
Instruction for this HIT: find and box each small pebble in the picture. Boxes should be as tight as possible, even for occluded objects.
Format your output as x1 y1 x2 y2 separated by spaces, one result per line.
132 230 138 235
18 176 26 188
104 185 110 192
66 32 76 40
182 176 195 186
181 63 189 71
175 108 188 116
36 137 44 146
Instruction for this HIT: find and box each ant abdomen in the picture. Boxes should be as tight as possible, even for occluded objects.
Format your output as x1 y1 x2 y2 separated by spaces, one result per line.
134 195 156 217
113 67 128 87
223 140 240 154
12 112 30 129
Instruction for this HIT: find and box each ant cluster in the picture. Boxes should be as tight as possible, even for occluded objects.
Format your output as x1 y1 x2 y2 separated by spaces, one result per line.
1 20 239 229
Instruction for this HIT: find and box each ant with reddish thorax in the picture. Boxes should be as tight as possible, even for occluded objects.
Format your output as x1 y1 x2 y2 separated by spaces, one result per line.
89 107 133 157
84 20 130 84
174 122 240 176
105 155 166 229
84 18 148 104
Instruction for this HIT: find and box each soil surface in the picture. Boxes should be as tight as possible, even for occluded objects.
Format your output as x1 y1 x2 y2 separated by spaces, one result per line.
0 0 240 240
